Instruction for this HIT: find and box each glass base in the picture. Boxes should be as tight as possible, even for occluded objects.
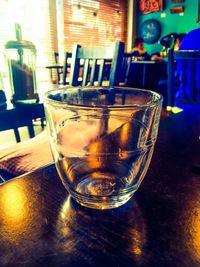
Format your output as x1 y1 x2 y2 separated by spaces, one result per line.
75 197 133 210
67 177 136 209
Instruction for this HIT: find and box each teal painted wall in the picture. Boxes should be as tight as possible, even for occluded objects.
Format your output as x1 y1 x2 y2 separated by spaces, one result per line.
137 0 200 54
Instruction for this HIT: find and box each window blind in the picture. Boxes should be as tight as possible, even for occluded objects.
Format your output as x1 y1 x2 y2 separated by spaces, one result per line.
60 0 127 52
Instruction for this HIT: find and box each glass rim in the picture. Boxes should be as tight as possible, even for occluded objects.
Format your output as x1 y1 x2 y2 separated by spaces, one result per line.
44 86 163 109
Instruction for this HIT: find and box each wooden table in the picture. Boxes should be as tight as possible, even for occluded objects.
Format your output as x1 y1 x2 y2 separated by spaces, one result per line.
46 65 63 83
0 107 200 267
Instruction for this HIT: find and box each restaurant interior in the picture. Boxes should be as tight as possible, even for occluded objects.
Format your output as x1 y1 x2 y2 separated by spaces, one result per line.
0 1 200 266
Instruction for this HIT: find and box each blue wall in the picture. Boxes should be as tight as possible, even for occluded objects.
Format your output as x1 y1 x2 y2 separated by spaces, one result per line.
137 0 200 54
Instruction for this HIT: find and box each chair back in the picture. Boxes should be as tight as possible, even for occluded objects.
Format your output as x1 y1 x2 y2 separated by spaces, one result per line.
53 51 63 84
69 42 125 86
168 48 200 107
120 52 133 85
54 51 59 64
62 52 72 85
0 104 45 143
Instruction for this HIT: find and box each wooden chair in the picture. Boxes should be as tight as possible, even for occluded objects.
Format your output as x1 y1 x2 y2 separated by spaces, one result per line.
69 42 125 86
53 51 64 84
62 51 72 85
120 52 133 86
168 48 200 107
0 103 45 143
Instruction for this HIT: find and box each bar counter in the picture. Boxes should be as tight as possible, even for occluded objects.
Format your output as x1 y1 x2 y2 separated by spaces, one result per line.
0 106 200 267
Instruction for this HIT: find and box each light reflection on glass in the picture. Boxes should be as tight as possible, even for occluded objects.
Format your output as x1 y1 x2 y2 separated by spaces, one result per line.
119 121 131 145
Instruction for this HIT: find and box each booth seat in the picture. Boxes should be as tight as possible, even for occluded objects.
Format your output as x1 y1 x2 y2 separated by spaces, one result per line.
0 130 53 182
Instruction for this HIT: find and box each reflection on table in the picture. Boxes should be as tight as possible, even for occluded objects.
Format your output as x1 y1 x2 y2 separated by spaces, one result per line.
0 106 200 267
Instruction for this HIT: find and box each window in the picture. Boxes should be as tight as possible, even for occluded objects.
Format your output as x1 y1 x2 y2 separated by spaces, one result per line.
0 0 55 96
57 0 127 57
0 0 128 96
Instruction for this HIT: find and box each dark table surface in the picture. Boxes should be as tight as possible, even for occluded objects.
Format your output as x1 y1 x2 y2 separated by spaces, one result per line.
0 107 200 267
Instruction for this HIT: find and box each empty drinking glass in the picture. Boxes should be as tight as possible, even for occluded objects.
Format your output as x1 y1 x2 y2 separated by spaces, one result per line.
44 87 162 209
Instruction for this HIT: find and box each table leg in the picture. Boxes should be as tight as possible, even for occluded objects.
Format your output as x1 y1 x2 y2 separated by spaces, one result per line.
142 65 146 88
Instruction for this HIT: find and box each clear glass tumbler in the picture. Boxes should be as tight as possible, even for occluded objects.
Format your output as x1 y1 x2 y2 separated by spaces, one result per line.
44 87 162 209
